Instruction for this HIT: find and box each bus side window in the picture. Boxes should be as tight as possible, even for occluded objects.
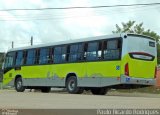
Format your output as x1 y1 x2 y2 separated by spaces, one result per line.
68 43 84 62
23 51 27 65
86 42 99 61
26 49 36 65
34 49 39 64
39 48 49 64
62 46 67 63
54 46 67 63
54 47 61 63
4 52 15 68
98 41 102 60
69 44 78 62
49 47 53 63
78 43 84 61
104 39 120 60
15 51 23 66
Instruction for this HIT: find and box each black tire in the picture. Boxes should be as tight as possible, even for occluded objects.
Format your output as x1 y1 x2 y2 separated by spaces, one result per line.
41 87 51 93
91 88 108 95
15 77 25 92
66 76 84 94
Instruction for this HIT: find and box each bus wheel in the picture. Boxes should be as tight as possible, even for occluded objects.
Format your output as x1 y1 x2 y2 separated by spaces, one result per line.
66 76 83 94
91 88 108 95
41 87 51 93
15 77 25 92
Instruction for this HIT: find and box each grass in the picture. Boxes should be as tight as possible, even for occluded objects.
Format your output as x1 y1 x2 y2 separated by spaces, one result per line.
114 86 160 94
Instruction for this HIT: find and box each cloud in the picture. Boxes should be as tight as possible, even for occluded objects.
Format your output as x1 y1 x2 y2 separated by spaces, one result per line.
0 0 160 52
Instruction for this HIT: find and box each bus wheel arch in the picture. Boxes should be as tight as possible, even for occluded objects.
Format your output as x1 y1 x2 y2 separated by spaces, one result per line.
14 75 25 92
65 73 83 94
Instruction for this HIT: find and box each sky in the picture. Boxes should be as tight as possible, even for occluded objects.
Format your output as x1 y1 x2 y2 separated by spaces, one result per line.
0 0 160 52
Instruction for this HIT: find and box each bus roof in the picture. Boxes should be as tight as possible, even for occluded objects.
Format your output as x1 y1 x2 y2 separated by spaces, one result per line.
127 33 155 40
8 33 155 52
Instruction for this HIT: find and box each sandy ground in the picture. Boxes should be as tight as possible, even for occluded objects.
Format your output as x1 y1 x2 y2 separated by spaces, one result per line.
0 89 160 109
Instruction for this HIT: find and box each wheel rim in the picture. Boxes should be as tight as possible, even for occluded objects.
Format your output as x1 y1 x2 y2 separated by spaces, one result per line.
17 80 22 90
68 80 75 91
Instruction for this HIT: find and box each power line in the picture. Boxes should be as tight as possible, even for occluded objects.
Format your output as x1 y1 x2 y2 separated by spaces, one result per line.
0 2 160 11
0 3 159 21
0 6 158 21
0 5 149 17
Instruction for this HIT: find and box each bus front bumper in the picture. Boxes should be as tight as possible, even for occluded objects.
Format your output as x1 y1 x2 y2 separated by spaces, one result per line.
120 75 156 86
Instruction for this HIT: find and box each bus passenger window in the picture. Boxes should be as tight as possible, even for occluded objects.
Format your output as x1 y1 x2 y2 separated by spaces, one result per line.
26 49 36 65
54 46 67 63
104 40 120 60
48 48 53 63
62 47 67 62
98 42 102 59
69 43 84 62
39 48 49 64
15 51 23 66
69 44 78 62
4 52 15 68
86 42 99 61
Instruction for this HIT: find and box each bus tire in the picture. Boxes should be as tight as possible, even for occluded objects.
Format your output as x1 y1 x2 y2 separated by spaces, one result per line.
91 88 108 95
15 77 25 92
41 87 51 93
66 76 83 94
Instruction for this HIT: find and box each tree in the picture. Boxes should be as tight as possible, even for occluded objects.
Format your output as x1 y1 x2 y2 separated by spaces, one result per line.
112 20 160 63
112 20 160 42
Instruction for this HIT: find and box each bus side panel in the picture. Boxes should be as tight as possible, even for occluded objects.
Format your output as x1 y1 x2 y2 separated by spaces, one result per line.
3 69 15 86
86 61 121 77
12 65 51 86
19 61 121 87
50 63 86 79
18 63 86 87
22 65 50 79
82 61 121 87
3 63 86 87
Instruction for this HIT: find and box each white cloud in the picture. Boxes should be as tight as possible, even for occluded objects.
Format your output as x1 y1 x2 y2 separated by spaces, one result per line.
0 0 160 52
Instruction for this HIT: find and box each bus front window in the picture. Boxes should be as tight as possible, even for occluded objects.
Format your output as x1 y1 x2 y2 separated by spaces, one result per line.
4 52 15 69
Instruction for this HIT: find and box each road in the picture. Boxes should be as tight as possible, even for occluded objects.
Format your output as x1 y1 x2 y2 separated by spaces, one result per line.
0 89 160 109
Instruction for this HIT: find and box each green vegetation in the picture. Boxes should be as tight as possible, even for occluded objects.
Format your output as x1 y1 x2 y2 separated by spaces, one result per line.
115 86 160 94
113 20 160 63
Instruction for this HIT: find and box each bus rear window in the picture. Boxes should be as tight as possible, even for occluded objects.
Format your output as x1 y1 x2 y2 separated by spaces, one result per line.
129 52 155 61
127 36 156 58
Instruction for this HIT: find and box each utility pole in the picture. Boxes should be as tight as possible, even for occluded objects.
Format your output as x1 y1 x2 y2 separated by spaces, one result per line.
31 36 33 46
11 41 14 48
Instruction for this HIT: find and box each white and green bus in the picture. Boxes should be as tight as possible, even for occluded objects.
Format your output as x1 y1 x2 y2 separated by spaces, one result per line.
2 33 157 95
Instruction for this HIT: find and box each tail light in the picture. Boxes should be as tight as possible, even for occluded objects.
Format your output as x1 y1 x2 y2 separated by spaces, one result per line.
125 63 129 76
154 67 157 79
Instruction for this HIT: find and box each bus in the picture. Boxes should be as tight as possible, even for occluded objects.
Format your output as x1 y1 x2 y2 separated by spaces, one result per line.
2 33 157 95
